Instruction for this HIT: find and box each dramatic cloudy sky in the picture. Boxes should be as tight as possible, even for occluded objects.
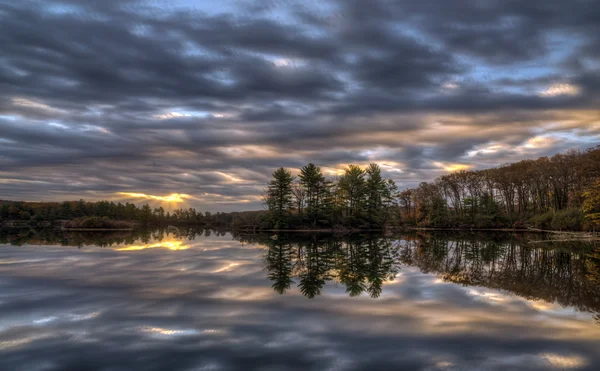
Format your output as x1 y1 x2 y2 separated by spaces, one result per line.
1 0 599 211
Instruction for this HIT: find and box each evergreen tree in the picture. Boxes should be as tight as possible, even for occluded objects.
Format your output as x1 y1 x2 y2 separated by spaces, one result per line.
139 204 153 225
266 167 294 228
338 165 366 223
365 164 388 227
299 163 326 226
318 180 336 226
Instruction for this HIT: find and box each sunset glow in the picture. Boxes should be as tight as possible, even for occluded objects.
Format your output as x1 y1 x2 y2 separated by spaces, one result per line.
117 192 191 203
433 162 472 172
539 83 580 97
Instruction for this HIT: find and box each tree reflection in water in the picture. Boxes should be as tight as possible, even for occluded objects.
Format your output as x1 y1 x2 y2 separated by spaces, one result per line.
250 232 600 322
260 234 401 298
399 233 600 318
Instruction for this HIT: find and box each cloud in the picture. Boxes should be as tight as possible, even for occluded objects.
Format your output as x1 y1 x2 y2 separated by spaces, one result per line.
0 0 599 210
539 83 581 97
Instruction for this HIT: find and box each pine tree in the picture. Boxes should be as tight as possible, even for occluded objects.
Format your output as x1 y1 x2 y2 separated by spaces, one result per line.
365 163 388 227
338 165 366 222
267 167 294 228
299 163 326 226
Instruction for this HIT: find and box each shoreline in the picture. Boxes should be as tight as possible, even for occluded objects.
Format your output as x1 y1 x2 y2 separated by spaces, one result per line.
258 228 386 233
408 227 530 232
1 224 597 237
60 228 134 231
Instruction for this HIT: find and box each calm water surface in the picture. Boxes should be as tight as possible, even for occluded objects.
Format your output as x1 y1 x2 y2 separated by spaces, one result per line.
1 229 599 371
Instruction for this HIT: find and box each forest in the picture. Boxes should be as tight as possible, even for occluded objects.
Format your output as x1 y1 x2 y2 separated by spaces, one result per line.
1 146 599 232
264 146 600 231
397 146 600 231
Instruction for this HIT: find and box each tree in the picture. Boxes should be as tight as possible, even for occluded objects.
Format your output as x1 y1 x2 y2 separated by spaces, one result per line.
414 182 447 226
19 211 31 220
153 206 165 224
59 201 73 219
299 163 327 226
383 179 399 225
365 163 388 227
291 182 306 216
338 165 366 222
398 189 415 224
266 167 295 228
139 204 153 225
582 179 600 228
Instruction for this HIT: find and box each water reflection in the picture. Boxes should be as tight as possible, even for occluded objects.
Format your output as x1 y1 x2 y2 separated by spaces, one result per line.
1 228 600 370
0 227 223 248
399 233 600 316
2 228 600 309
240 232 600 316
116 241 188 251
262 234 400 298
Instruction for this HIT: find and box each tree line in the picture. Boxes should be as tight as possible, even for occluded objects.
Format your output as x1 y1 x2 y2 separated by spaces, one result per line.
0 199 259 228
265 146 600 231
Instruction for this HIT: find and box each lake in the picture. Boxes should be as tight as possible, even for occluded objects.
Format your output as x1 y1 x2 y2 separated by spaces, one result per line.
1 228 600 370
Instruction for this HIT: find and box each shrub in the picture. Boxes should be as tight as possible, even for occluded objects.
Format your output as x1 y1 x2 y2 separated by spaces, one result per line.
550 208 584 231
474 214 495 228
513 220 527 229
529 212 554 229
19 211 31 220
497 215 511 228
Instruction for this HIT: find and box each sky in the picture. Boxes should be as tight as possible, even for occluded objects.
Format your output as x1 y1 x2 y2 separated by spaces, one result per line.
1 0 599 211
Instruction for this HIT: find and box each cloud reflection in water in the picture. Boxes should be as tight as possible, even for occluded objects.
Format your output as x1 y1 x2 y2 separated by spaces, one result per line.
0 230 599 370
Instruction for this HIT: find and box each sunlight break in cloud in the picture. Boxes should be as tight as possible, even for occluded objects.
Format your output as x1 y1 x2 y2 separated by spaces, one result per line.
152 112 191 120
540 353 588 369
442 81 460 90
523 136 557 149
433 162 472 172
538 83 580 97
12 97 63 113
117 192 191 202
273 58 305 68
467 144 505 157
140 326 199 336
215 172 244 183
